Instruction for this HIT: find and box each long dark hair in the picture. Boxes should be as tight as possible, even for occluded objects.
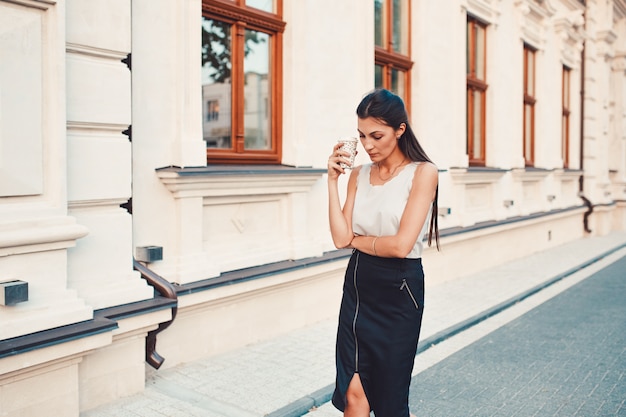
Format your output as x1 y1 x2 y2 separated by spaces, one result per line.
356 88 440 250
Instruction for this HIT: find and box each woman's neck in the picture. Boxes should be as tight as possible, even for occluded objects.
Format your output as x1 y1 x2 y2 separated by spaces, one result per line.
377 152 408 171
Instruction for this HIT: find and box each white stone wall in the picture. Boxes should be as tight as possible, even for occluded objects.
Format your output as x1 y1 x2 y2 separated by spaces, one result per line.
0 0 92 340
65 0 153 309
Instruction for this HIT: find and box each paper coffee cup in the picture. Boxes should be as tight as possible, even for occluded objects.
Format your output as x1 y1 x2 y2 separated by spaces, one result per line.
338 137 358 169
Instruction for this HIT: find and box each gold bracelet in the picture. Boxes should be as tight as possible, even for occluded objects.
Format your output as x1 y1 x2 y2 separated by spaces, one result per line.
372 236 379 256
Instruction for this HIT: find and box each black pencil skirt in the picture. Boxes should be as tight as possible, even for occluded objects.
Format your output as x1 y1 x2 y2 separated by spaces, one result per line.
332 250 425 417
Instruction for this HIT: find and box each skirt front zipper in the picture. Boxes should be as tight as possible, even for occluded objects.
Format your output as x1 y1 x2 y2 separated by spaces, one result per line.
400 278 419 310
352 252 361 372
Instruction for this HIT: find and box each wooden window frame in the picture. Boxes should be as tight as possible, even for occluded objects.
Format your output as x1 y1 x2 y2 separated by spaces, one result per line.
202 0 285 164
466 17 487 167
374 0 413 109
562 66 571 168
523 44 536 167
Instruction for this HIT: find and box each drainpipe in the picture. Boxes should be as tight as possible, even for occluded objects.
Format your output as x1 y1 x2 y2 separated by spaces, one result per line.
133 260 178 369
579 4 593 233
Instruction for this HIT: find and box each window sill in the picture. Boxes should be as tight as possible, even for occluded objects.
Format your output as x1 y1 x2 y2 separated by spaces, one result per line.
156 164 327 197
511 167 553 181
554 168 583 180
449 166 509 184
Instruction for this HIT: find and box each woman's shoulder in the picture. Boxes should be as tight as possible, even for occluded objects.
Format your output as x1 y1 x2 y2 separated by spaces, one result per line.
409 161 437 174
410 161 439 184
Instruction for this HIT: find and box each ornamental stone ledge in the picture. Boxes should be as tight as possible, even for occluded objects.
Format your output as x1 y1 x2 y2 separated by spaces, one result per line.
156 165 327 198
554 168 583 180
449 167 508 184
0 216 89 257
511 167 553 182
464 0 501 23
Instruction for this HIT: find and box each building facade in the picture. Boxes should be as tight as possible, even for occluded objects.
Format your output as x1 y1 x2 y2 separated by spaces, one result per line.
0 0 625 415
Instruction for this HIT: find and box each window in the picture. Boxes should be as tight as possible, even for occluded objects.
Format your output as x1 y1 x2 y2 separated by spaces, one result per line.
466 17 487 166
206 100 220 122
562 66 571 168
523 45 536 167
374 0 412 104
202 0 285 164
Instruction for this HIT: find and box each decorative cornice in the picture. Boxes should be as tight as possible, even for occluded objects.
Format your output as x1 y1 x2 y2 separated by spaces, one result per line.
554 8 585 66
464 0 502 23
611 53 626 71
597 29 618 45
515 0 554 48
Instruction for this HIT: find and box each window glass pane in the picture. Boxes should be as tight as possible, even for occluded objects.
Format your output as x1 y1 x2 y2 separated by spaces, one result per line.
375 0 386 48
561 115 566 158
392 0 408 54
391 68 405 99
524 104 533 160
246 0 274 13
202 18 232 149
244 30 270 150
472 90 483 158
527 50 534 96
466 88 471 155
466 21 471 75
375 64 384 89
562 114 568 166
475 24 485 80
563 68 570 107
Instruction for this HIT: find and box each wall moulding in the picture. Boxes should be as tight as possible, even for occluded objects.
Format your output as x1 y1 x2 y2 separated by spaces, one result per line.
66 43 128 61
2 0 56 10
66 121 129 135
0 216 88 257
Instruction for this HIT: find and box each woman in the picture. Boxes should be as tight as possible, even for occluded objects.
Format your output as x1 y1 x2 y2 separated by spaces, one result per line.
327 89 439 417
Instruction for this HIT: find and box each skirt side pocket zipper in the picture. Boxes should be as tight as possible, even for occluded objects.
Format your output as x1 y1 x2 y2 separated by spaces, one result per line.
400 279 419 310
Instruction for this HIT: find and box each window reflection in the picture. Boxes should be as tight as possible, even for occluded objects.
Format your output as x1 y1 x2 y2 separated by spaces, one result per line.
244 30 270 150
391 68 405 98
392 0 408 54
475 24 485 80
473 90 483 157
375 64 383 88
202 18 232 149
246 0 273 13
375 0 385 48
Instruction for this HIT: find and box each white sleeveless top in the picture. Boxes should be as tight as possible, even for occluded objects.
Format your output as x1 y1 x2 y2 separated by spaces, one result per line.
352 162 430 259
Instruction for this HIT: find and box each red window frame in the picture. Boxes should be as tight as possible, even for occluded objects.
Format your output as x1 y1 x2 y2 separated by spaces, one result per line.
202 0 285 164
467 17 487 166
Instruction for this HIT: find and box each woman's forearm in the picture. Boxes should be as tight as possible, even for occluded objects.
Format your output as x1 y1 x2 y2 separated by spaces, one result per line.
328 179 353 248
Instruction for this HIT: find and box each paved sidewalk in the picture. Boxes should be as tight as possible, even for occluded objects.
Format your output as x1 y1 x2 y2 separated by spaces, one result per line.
406 251 626 416
83 231 626 417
